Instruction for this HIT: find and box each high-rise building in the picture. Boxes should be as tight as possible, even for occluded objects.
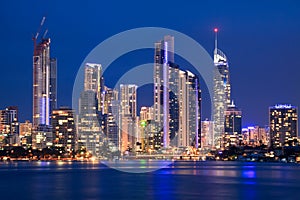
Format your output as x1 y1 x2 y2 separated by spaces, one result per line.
106 99 120 152
78 90 101 155
138 107 155 152
99 87 120 153
154 35 175 148
33 36 57 127
102 86 118 115
77 63 104 156
142 120 161 151
49 58 57 120
213 28 231 149
120 84 137 153
269 104 298 148
223 101 242 148
178 70 201 148
0 106 19 146
84 63 102 111
201 119 214 150
120 84 137 118
153 36 201 149
52 107 76 153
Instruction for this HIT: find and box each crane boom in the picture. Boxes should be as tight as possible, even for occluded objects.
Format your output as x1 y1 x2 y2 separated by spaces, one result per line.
42 29 48 39
34 16 46 40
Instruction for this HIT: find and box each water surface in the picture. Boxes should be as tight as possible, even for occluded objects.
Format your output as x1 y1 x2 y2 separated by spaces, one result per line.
0 161 299 200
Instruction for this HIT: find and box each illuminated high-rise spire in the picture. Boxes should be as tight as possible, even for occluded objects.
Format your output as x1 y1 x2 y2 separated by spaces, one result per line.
212 28 231 149
214 28 218 55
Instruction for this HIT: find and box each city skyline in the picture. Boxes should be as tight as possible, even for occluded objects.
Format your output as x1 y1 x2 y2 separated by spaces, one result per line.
2 2 300 199
1 1 300 128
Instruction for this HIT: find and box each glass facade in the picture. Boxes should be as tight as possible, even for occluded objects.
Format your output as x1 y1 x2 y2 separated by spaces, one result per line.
213 45 231 149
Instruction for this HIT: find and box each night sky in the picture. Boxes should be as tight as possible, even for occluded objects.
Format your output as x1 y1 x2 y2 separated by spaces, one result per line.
1 0 300 128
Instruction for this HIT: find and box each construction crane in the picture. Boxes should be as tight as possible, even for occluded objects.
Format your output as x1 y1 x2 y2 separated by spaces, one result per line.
32 16 46 54
42 29 48 39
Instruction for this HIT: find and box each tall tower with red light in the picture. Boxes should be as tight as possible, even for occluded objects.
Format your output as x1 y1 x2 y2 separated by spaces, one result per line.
212 27 231 149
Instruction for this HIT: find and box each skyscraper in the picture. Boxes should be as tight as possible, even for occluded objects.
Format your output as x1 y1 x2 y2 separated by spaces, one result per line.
78 90 100 155
120 84 137 118
178 70 201 148
153 36 201 149
213 28 231 149
77 63 103 156
49 58 57 120
33 34 57 128
33 38 51 127
223 101 242 147
153 35 176 148
84 63 102 111
186 71 201 148
120 84 137 153
100 87 120 153
269 104 298 148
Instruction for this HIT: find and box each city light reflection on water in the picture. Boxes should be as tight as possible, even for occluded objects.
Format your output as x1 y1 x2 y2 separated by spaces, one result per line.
0 161 299 200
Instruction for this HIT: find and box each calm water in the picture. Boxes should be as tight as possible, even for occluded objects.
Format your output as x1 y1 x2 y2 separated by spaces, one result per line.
0 161 299 200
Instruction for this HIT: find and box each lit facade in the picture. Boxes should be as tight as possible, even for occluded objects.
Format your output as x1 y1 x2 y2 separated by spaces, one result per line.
49 58 57 120
19 120 32 148
142 120 161 151
120 84 137 153
153 36 201 149
140 107 154 121
178 70 201 148
269 104 298 148
153 35 175 148
213 30 231 149
77 63 105 157
78 90 101 156
106 99 120 152
84 63 103 111
0 106 19 147
99 87 120 153
33 38 57 127
32 125 53 150
223 102 242 148
52 107 76 152
241 126 269 147
139 107 154 152
201 120 214 150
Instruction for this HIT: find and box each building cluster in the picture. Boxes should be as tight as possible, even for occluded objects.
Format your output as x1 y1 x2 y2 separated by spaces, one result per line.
0 27 299 159
76 35 201 157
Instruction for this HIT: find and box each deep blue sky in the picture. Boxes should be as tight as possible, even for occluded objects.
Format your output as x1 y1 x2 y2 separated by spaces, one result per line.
1 0 300 128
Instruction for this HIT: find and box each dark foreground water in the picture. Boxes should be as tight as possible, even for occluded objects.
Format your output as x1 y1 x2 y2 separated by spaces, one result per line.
0 161 299 200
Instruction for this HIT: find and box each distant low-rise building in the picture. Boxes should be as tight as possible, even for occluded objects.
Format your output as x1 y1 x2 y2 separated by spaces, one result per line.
242 126 269 147
19 120 32 149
